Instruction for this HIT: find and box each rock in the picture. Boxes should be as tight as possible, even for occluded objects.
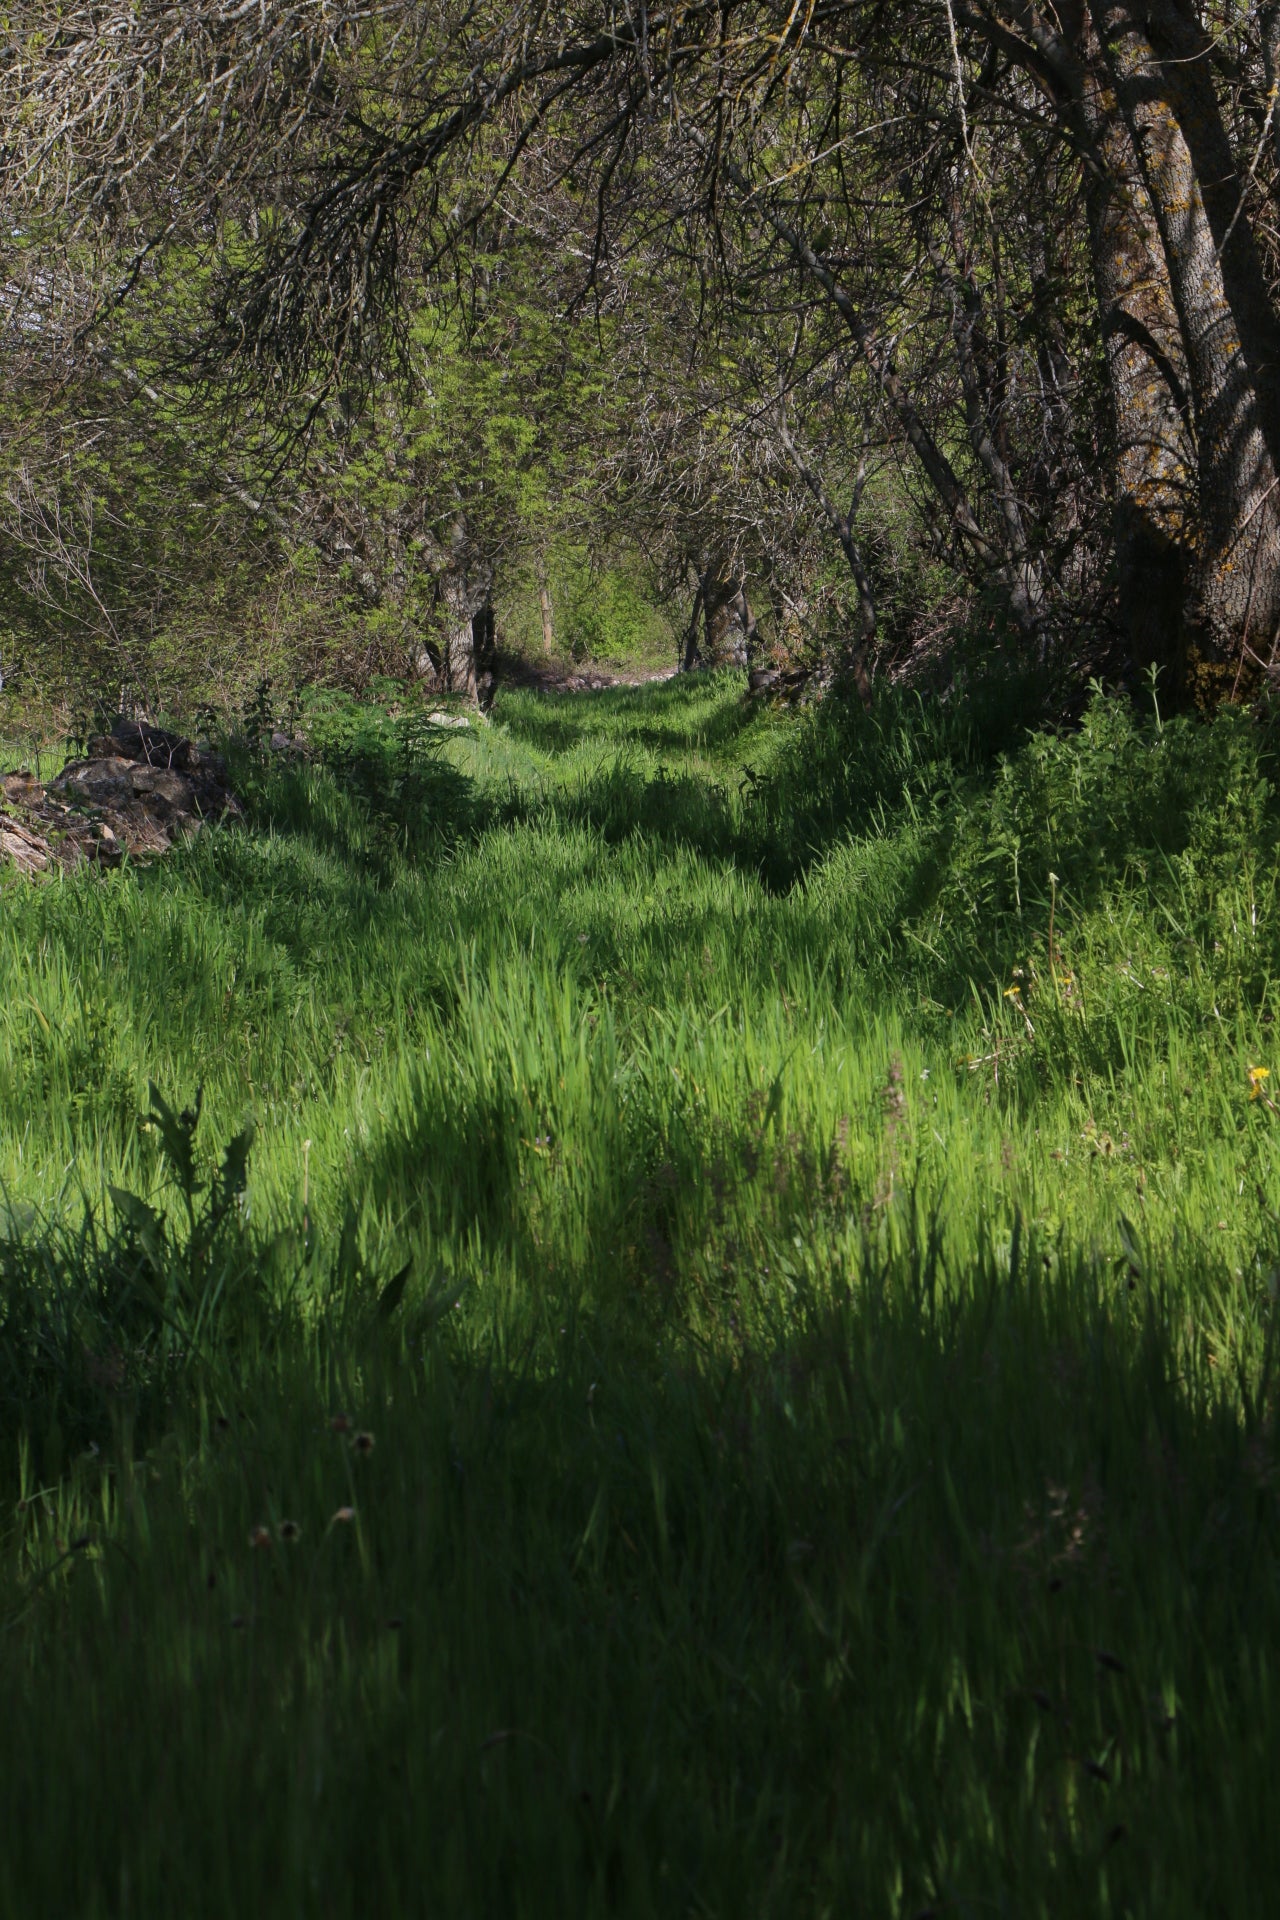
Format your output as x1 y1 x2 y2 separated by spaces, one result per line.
747 665 814 701
108 715 198 769
748 668 781 696
0 814 51 877
562 672 617 692
1 770 43 804
426 711 471 729
1 722 242 877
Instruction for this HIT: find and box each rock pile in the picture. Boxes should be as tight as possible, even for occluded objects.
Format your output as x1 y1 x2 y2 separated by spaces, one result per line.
0 718 242 877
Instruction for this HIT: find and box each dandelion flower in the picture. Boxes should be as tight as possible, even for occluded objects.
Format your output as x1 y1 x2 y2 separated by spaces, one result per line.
1249 1065 1271 1100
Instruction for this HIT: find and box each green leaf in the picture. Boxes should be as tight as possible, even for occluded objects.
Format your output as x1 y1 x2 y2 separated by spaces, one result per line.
144 1082 204 1197
376 1262 412 1321
108 1185 165 1267
108 1185 162 1237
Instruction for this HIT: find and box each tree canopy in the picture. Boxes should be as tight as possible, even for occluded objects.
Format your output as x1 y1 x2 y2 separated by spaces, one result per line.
6 1 1280 705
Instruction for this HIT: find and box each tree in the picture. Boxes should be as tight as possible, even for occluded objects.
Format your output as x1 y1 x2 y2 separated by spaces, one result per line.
11 3 1280 701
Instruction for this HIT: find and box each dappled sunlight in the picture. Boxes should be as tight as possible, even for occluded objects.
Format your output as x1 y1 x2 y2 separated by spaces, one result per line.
3 675 1280 1914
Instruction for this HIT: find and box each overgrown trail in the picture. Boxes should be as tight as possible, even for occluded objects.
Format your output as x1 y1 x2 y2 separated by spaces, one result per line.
2 674 1280 1914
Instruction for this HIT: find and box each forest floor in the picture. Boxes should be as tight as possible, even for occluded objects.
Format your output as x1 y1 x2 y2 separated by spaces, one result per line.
2 667 1280 1914
493 642 681 692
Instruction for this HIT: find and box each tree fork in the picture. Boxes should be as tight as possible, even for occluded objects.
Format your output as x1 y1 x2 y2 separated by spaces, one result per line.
1094 0 1280 681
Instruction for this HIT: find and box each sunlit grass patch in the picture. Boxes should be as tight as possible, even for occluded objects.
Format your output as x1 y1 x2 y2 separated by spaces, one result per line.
2 674 1280 1911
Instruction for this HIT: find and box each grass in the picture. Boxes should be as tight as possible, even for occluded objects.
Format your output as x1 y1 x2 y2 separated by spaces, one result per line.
2 667 1280 1914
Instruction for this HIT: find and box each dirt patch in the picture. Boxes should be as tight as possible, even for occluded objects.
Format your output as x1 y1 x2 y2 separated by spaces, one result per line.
494 650 680 695
1 718 242 877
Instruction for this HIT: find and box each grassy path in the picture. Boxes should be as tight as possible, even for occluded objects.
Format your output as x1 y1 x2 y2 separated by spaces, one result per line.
1 673 1279 1913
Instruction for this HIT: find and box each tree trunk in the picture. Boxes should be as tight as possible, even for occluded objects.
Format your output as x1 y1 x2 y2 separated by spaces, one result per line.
424 513 497 705
440 571 478 698
1078 42 1196 684
539 580 554 652
680 566 705 673
1097 0 1280 681
436 571 496 703
775 411 875 706
694 551 754 669
473 595 497 710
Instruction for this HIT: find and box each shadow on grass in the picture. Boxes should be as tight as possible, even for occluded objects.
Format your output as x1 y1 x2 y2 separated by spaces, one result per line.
233 737 487 883
494 759 744 869
202 670 1280 1049
494 671 760 758
2 1180 1277 1915
210 672 998 911
217 685 760 900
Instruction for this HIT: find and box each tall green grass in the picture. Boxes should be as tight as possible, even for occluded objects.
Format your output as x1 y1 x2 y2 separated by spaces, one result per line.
2 670 1280 1914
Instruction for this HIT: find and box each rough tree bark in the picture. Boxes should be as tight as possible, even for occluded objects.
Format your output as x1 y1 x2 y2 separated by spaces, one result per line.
1094 0 1280 679
1078 35 1196 682
418 515 497 706
984 0 1280 690
436 571 497 702
681 550 756 671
